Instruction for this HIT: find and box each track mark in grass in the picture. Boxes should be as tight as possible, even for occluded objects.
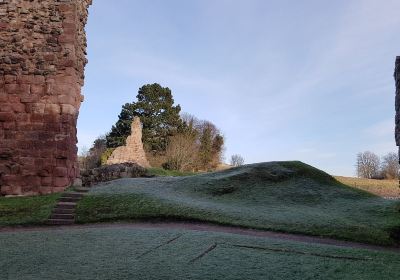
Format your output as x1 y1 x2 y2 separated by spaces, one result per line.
226 244 373 261
137 234 183 259
189 243 218 264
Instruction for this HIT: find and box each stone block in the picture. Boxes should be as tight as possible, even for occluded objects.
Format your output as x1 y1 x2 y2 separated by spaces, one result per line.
2 185 23 196
2 175 18 186
4 75 16 83
44 104 61 114
5 84 30 94
17 75 45 85
27 103 45 114
23 175 41 188
11 103 25 113
39 186 53 194
58 95 75 104
20 94 39 103
3 122 16 130
0 104 12 112
61 104 76 115
8 94 20 103
38 169 51 178
55 166 68 177
0 112 15 122
54 177 70 188
30 84 45 95
0 93 7 102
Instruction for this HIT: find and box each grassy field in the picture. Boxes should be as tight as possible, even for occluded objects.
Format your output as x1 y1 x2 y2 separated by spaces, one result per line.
1 226 400 280
0 193 60 226
335 176 399 198
77 161 400 245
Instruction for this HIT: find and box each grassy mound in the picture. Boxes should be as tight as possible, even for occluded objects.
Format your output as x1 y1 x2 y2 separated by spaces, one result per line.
76 161 400 245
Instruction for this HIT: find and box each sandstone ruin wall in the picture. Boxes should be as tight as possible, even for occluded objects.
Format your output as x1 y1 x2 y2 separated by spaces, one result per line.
106 117 150 168
0 0 92 195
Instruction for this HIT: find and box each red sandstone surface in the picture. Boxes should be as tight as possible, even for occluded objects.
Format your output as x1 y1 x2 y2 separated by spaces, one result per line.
0 0 92 196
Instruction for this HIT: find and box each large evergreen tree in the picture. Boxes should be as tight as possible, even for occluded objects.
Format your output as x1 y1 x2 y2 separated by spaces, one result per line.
106 83 184 153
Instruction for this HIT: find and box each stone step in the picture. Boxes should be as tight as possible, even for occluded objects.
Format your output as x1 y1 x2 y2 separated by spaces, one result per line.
74 187 90 193
62 192 85 198
50 213 75 220
46 219 75 225
52 208 75 215
55 202 76 209
58 196 81 203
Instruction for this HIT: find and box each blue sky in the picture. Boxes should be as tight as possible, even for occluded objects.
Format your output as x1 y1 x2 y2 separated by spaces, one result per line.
78 0 400 176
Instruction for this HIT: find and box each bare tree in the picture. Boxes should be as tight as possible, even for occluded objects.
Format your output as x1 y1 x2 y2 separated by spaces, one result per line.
78 146 90 170
164 132 198 171
79 135 107 171
180 113 225 171
381 152 399 179
356 151 380 179
230 154 245 167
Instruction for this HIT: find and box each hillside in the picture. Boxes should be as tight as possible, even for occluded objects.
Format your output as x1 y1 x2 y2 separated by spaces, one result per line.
76 161 400 245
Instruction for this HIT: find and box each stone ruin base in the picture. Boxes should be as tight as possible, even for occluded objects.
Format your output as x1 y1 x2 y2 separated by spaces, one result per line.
80 163 147 187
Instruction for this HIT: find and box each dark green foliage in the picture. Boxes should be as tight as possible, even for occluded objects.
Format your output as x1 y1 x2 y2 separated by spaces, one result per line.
198 124 213 169
100 148 115 165
106 83 184 153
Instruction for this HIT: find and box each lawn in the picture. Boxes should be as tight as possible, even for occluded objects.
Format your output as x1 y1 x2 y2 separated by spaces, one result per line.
0 193 60 226
77 161 400 245
1 226 400 280
335 176 399 198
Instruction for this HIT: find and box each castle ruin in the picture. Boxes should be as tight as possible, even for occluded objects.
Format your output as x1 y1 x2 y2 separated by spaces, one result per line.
0 1 399 196
0 0 92 195
106 117 150 168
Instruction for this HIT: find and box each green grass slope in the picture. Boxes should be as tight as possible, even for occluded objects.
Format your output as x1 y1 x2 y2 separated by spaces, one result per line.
0 194 60 226
76 161 400 245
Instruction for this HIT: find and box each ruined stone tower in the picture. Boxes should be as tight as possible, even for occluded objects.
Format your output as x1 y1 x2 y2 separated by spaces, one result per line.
0 0 92 195
106 117 150 168
395 57 400 163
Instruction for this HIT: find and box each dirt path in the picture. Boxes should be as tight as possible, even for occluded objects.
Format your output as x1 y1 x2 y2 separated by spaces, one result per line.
1 221 399 253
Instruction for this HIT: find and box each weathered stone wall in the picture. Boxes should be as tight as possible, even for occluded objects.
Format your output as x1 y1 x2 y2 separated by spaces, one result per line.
0 0 92 196
107 117 151 168
395 56 400 162
81 163 147 187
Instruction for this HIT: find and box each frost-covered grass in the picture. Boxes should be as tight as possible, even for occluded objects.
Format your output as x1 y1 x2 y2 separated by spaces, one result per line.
0 194 60 226
146 167 197 177
1 226 400 280
77 161 400 245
